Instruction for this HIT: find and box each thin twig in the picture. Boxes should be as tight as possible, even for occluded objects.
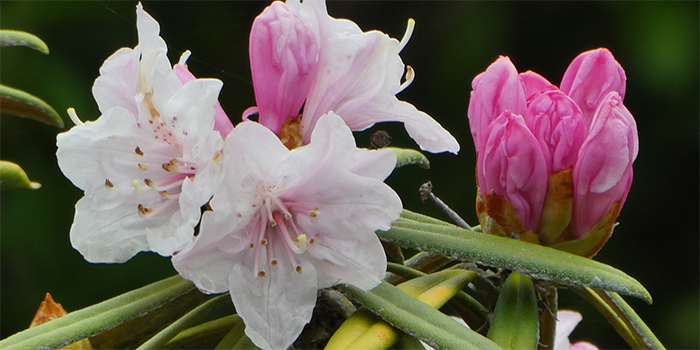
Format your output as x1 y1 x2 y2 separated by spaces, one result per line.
419 181 473 231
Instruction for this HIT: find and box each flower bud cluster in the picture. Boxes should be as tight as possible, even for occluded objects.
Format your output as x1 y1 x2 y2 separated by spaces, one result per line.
468 49 638 257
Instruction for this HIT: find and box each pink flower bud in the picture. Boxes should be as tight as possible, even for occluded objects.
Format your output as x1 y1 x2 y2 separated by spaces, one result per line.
249 1 319 135
560 48 627 128
478 111 548 232
468 56 527 150
524 90 586 173
572 91 638 238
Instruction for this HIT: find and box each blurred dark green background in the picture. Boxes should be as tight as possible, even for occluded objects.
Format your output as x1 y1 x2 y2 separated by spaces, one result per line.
1 1 698 349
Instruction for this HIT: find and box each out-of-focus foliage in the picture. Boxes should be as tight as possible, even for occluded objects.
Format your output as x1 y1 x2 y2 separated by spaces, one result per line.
1 2 697 349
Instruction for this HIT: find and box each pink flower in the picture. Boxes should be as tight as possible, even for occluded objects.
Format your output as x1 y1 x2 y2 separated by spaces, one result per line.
468 49 637 256
244 0 459 153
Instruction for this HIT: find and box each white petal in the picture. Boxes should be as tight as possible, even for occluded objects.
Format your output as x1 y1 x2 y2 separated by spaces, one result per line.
229 247 318 350
554 310 583 350
92 48 140 115
135 3 167 56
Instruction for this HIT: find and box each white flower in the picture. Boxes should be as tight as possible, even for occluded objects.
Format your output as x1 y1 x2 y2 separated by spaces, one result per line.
173 112 402 350
246 0 460 154
56 3 226 262
555 310 600 350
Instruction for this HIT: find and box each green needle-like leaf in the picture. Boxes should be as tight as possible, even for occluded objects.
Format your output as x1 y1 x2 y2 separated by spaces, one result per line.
0 275 196 350
388 147 430 169
487 272 539 350
0 30 49 53
575 287 666 350
1 84 64 127
136 294 229 350
378 210 652 303
340 281 503 350
164 315 241 349
0 160 41 190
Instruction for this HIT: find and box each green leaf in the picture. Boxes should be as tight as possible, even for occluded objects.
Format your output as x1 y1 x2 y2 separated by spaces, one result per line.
1 84 64 127
487 272 538 350
0 160 41 190
339 281 503 350
575 287 666 350
136 294 229 350
388 147 430 169
163 315 241 349
0 30 49 54
378 210 652 303
0 275 196 350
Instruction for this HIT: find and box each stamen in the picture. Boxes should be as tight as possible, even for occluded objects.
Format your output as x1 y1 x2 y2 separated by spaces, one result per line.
135 147 144 156
67 108 84 126
265 199 276 226
273 196 292 219
397 66 415 94
271 259 278 267
257 271 266 278
399 18 415 52
253 214 267 278
105 179 114 188
178 50 192 66
138 164 149 171
274 212 306 255
242 107 259 121
138 204 153 215
144 174 187 192
162 159 179 173
296 266 302 274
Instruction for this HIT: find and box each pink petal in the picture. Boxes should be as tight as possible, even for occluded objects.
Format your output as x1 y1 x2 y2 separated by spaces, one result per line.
468 56 527 150
560 48 627 128
572 92 638 237
478 111 548 232
524 90 586 173
249 1 319 135
520 70 557 104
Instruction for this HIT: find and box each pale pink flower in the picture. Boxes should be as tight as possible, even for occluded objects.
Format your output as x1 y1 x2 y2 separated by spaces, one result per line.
56 3 227 262
244 0 459 154
555 310 600 350
173 113 402 350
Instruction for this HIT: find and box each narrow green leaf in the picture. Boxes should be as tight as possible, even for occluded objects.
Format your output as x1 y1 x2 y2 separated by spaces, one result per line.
487 272 538 350
89 287 211 349
0 275 195 350
575 287 666 350
0 30 49 53
388 147 430 169
1 84 64 127
136 294 229 350
163 315 241 349
378 210 652 303
340 281 503 350
0 160 41 190
215 317 251 350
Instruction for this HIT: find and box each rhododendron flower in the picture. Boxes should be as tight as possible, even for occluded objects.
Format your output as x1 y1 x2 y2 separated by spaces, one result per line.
173 113 402 350
555 311 599 350
243 0 459 153
469 48 638 257
56 3 230 262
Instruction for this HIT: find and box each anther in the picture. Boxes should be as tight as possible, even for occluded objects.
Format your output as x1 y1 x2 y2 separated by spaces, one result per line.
159 191 171 197
138 204 153 215
105 179 114 188
261 238 268 246
296 266 302 274
398 66 415 94
271 260 278 267
257 271 266 278
138 164 149 171
135 146 144 156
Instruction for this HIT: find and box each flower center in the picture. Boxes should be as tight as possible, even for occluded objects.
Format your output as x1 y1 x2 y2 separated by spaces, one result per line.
248 186 319 279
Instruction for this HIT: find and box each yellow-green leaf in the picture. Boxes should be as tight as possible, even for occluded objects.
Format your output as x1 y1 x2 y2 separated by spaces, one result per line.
487 272 538 350
0 29 49 54
0 160 41 190
1 84 64 127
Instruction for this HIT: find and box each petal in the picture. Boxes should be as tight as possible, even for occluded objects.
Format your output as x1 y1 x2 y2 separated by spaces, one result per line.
572 92 638 237
520 70 557 104
229 247 318 350
171 210 248 294
468 56 527 150
554 310 583 350
560 48 627 128
297 3 458 153
174 52 233 137
478 111 548 231
249 2 319 135
524 90 586 172
135 3 167 56
92 48 140 115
